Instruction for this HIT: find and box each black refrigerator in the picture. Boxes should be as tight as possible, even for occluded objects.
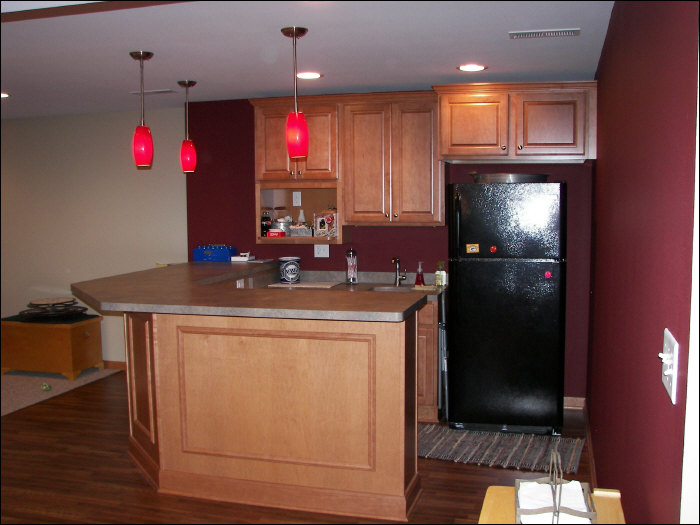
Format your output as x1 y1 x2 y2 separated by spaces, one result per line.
446 181 566 434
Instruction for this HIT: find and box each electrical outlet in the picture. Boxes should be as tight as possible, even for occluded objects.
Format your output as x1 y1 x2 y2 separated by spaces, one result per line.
314 244 329 258
292 191 302 207
658 328 679 405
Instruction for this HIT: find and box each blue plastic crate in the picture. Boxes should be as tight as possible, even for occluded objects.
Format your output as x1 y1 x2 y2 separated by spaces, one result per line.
193 244 238 261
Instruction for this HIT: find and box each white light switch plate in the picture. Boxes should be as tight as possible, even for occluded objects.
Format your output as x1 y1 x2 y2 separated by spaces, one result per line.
314 244 329 258
659 328 679 405
292 191 302 207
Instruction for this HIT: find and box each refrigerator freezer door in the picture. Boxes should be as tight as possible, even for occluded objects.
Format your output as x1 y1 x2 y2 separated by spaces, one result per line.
450 183 564 259
447 259 564 432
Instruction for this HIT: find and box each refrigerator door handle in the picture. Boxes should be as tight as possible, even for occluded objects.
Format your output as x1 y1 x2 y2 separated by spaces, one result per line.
449 192 462 259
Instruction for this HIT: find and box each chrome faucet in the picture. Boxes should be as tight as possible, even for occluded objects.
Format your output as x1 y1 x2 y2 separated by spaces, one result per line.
392 257 407 286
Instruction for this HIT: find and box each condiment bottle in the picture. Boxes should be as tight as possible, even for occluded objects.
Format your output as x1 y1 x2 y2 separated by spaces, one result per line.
261 208 272 237
435 261 446 286
415 261 425 286
345 248 358 284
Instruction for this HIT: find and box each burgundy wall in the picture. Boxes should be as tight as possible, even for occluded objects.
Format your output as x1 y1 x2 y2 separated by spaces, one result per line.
591 2 697 523
186 99 256 255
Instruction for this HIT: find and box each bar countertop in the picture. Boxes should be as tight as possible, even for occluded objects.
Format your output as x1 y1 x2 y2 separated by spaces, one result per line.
70 262 428 322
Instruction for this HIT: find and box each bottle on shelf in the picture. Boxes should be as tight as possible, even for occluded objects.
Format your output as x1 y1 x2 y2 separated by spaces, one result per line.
261 208 273 237
435 261 447 286
415 261 425 286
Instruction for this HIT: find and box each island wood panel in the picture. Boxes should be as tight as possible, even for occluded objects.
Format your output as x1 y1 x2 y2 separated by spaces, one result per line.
124 312 160 488
148 313 419 522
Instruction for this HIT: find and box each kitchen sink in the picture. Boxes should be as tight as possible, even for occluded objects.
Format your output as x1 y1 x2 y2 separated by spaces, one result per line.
370 286 415 292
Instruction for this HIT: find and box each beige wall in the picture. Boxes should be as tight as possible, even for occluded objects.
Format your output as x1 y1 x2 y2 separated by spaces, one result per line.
1 108 188 361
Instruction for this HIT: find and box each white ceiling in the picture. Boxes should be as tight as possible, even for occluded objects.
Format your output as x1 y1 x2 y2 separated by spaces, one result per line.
1 1 614 121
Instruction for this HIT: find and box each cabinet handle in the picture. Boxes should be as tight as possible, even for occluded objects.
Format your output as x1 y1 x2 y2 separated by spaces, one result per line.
393 213 398 218
83 332 90 339
385 213 389 218
501 145 506 150
518 145 523 150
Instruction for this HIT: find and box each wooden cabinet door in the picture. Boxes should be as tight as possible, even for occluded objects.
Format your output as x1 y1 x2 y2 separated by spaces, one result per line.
438 92 509 157
255 103 338 181
417 301 438 423
391 99 442 225
255 105 292 180
296 103 338 180
342 102 392 224
512 91 587 156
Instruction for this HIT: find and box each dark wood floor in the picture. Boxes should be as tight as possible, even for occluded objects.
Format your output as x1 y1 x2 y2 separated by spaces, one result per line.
1 372 595 524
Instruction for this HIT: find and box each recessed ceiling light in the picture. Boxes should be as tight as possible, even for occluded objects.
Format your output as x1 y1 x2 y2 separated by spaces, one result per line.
297 72 322 80
457 64 487 72
1 92 10 98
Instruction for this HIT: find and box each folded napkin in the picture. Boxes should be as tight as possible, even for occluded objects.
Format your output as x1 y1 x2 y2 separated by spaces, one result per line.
518 480 590 524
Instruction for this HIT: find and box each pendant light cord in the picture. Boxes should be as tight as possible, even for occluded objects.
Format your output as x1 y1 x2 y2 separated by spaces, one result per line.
184 85 190 140
292 26 299 115
139 56 145 126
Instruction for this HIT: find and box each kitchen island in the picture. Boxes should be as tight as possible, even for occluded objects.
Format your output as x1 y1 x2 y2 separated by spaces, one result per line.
71 262 427 522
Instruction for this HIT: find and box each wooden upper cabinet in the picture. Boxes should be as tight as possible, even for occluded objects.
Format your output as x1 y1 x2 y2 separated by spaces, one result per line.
512 91 587 156
391 100 442 224
341 102 392 224
434 82 597 162
439 92 509 157
253 100 338 181
342 93 443 226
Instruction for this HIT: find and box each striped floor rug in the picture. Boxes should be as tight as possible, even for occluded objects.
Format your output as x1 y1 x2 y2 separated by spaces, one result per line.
418 424 585 474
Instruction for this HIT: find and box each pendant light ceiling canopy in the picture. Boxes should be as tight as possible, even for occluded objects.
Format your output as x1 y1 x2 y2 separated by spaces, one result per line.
178 80 197 173
130 50 154 168
282 26 309 160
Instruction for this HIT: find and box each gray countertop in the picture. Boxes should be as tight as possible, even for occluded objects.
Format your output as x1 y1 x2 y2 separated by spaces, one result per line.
71 262 440 323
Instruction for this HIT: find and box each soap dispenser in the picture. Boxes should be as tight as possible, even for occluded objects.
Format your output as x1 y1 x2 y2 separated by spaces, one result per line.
415 261 425 286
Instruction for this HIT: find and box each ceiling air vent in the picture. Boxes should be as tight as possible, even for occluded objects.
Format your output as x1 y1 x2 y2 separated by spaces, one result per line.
509 28 581 39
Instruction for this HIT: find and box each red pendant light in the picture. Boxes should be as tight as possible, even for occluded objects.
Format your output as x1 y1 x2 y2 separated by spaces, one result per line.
282 26 309 159
130 51 154 168
286 112 308 159
180 139 196 173
178 80 197 173
132 125 153 167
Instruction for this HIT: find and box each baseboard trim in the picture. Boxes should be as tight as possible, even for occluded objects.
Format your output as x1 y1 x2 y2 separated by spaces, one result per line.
564 396 586 409
104 360 126 371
